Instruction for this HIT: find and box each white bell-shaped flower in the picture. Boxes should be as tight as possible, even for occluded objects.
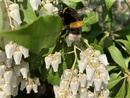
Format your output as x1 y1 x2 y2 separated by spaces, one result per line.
13 50 22 65
85 48 93 56
20 79 27 91
51 59 59 72
94 50 101 57
5 43 16 59
94 78 102 91
54 52 61 64
98 54 109 66
103 89 109 98
5 58 12 68
90 58 99 66
33 84 38 93
0 91 7 98
0 64 6 76
4 70 13 83
14 65 21 76
79 88 88 98
86 66 95 81
9 3 19 10
44 56 53 70
78 60 86 73
19 46 29 58
0 77 5 86
44 3 54 14
26 84 33 94
12 87 18 97
59 79 68 90
0 50 6 62
11 75 18 87
53 85 59 98
20 61 29 79
78 73 87 87
70 77 79 95
9 9 22 25
34 77 41 86
2 83 11 95
63 69 71 79
100 72 108 85
20 67 28 79
30 0 41 10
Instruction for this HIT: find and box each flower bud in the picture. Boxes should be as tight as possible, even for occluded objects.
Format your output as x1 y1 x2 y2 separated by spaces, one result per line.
26 84 33 94
44 3 54 14
9 3 19 10
5 43 16 59
86 66 95 81
4 70 13 83
13 50 22 65
94 78 102 91
0 64 6 76
98 54 109 66
20 79 27 91
45 56 52 70
70 77 79 95
33 84 38 93
53 85 59 98
19 46 29 58
79 88 88 98
9 9 22 25
78 73 87 87
2 83 11 95
59 80 68 90
0 50 6 62
78 60 86 73
30 0 41 10
51 59 59 72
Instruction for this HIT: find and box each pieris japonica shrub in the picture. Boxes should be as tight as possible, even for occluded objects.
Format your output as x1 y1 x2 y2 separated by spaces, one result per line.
0 0 130 98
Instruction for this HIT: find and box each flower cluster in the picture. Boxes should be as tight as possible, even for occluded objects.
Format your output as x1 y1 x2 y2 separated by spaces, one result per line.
53 48 110 98
45 52 61 72
9 3 22 26
5 41 29 65
0 50 40 98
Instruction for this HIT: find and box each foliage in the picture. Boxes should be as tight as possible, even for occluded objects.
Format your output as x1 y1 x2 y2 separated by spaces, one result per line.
0 0 130 98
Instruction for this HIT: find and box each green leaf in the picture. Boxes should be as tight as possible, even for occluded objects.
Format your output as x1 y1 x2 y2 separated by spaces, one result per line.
107 65 117 72
0 15 63 54
22 8 37 24
126 80 130 98
108 46 127 70
83 11 98 25
47 69 60 85
115 79 126 98
107 76 123 89
105 0 116 10
0 2 3 31
29 49 48 71
116 39 130 53
126 35 130 42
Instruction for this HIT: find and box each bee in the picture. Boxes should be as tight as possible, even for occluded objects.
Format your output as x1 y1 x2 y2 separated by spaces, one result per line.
58 7 93 42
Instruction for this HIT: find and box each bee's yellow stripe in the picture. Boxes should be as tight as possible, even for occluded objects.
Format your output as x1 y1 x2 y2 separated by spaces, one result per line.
62 7 68 14
70 21 82 28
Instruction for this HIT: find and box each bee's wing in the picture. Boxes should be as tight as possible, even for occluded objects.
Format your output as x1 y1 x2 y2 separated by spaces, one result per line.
69 10 81 20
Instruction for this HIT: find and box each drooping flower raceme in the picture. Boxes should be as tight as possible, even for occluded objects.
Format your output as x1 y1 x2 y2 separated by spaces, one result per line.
45 52 61 72
53 48 110 98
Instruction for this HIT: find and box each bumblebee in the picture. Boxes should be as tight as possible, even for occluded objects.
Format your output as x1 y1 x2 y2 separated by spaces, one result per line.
58 7 93 42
